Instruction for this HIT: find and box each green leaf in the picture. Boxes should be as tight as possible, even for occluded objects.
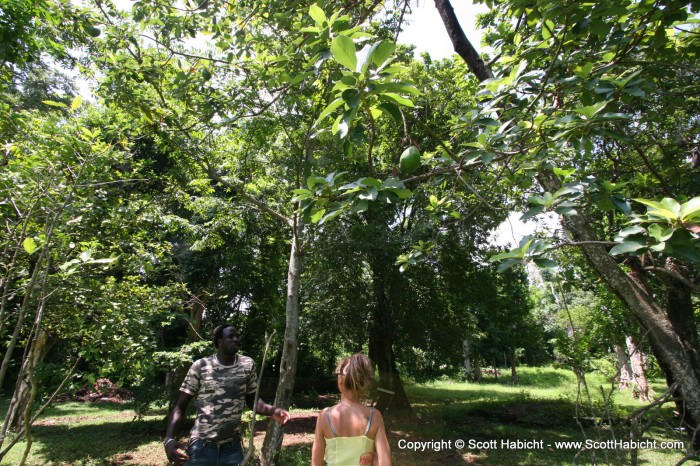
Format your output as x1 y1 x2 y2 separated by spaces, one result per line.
359 177 382 188
532 257 558 269
609 241 646 255
490 250 524 261
610 196 631 214
660 197 681 215
358 186 379 201
331 35 357 72
521 205 545 221
341 89 361 108
376 103 402 123
616 225 646 239
71 95 83 111
319 209 343 225
648 223 675 242
22 237 38 254
370 42 395 69
309 4 326 25
389 188 412 199
315 97 345 126
634 198 678 219
42 100 67 108
311 208 326 223
681 197 700 221
353 200 369 213
496 258 522 273
379 93 414 107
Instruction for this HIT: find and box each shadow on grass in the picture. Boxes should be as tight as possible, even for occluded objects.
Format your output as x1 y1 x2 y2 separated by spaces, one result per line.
21 417 164 464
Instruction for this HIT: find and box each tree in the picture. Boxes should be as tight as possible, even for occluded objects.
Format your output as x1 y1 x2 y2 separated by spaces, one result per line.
432 0 700 448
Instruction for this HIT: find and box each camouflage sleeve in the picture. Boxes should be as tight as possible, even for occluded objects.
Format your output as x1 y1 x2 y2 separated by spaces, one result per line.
247 359 258 395
180 360 201 396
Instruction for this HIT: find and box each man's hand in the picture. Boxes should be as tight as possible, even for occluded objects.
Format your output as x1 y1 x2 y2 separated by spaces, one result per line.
164 439 189 464
272 407 291 425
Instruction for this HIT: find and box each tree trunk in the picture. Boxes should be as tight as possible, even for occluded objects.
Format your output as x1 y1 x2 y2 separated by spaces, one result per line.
261 219 303 465
474 354 482 382
652 258 700 431
186 292 208 343
462 338 473 381
2 331 55 431
368 265 413 419
509 349 519 385
625 335 654 401
614 343 633 390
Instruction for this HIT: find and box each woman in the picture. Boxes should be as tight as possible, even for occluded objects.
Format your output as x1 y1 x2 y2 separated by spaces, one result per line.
312 354 391 466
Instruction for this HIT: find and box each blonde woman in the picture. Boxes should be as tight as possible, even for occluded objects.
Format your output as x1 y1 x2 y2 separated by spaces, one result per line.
312 354 391 466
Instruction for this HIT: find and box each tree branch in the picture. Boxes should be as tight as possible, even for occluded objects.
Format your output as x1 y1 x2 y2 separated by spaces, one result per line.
206 169 292 228
433 0 493 82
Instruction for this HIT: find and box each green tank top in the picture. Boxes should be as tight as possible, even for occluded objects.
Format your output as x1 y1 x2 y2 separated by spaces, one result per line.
323 407 375 465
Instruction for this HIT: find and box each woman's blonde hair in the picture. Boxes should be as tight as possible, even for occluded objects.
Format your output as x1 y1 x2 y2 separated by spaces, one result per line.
336 353 374 398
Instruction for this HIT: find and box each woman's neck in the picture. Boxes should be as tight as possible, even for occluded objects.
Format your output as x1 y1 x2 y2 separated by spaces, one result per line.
339 393 360 404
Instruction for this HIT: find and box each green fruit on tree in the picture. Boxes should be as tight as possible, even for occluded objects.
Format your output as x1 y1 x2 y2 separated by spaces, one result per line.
84 25 101 37
399 146 421 173
201 69 212 81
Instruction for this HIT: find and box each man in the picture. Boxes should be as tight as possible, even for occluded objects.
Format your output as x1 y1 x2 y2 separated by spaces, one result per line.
164 324 290 465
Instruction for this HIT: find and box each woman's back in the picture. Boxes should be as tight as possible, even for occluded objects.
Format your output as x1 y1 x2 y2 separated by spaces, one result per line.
326 402 375 437
323 403 376 465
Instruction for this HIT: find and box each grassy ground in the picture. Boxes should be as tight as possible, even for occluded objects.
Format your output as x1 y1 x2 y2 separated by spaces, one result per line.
0 366 697 465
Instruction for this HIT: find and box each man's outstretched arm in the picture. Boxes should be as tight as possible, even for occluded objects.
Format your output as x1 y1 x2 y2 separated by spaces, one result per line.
245 393 290 425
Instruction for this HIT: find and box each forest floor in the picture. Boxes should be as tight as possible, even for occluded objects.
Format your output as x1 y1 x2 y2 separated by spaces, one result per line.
0 366 697 465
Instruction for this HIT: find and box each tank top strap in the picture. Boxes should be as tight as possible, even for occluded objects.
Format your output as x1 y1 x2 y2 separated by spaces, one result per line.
363 407 374 436
324 408 338 437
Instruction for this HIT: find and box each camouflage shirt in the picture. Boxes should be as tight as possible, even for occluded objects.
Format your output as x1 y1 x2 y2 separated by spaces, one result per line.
180 354 258 443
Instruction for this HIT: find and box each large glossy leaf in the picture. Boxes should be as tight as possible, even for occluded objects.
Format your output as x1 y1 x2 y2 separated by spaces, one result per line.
634 198 679 220
609 241 646 255
314 97 345 126
680 197 700 221
331 35 357 72
308 4 326 25
370 42 395 69
379 93 414 107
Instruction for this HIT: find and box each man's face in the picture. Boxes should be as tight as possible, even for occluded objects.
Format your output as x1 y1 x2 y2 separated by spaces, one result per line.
218 326 240 355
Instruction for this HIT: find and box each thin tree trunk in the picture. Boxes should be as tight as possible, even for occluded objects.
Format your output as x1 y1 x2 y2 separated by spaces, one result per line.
462 338 473 381
474 354 482 382
509 349 519 385
261 218 303 465
3 331 55 430
626 335 654 402
614 343 633 390
0 250 46 391
186 291 208 343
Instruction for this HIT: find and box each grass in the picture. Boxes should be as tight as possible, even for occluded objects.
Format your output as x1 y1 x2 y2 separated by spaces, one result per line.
0 366 697 465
